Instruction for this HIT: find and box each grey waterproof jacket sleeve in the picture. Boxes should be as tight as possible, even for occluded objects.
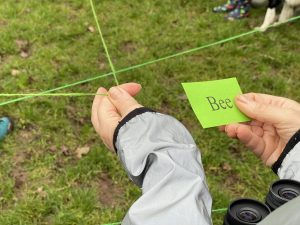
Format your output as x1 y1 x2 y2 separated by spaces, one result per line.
272 130 300 182
113 108 212 225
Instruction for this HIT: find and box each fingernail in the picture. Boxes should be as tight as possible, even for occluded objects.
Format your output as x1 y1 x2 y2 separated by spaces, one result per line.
97 87 107 95
109 87 122 99
236 95 248 104
224 126 228 133
237 95 255 108
236 95 249 104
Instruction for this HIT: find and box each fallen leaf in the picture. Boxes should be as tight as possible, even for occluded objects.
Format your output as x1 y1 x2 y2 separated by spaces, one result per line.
11 69 21 76
15 39 29 49
49 145 57 153
20 50 30 58
87 26 95 33
76 146 90 159
36 187 47 198
221 163 232 172
61 145 70 156
15 39 31 58
99 62 106 70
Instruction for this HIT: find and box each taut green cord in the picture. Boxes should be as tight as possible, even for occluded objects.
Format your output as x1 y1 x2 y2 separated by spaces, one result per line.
1 15 300 107
0 93 107 97
102 222 121 225
212 207 227 212
0 72 112 106
89 0 119 86
101 207 228 225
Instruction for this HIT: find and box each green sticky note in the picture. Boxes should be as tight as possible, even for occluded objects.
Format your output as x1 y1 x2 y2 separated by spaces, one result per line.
182 78 250 128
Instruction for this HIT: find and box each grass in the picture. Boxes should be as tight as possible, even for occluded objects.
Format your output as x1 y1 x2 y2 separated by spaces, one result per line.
0 0 300 224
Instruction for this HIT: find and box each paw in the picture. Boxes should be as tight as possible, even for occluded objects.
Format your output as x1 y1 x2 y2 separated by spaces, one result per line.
255 26 268 32
273 22 282 27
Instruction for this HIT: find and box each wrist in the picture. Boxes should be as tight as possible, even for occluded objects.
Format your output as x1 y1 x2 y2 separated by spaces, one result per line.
113 107 155 152
272 129 300 174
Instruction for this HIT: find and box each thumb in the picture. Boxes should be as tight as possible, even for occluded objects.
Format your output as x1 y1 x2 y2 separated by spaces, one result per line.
118 83 142 97
108 86 142 117
235 94 287 124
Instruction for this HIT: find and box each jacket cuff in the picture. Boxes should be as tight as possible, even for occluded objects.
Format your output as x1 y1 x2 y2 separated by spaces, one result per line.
272 129 300 174
113 107 156 152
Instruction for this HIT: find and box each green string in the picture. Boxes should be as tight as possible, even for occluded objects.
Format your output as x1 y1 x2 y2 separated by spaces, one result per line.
0 72 112 106
89 0 119 86
0 93 107 97
102 222 121 225
101 207 228 225
1 15 300 107
212 207 227 212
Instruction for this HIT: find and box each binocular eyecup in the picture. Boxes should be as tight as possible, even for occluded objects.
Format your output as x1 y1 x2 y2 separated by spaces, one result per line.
223 199 270 225
223 179 300 225
265 179 300 211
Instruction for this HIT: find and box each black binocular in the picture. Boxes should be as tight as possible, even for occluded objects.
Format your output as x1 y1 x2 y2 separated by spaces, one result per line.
223 179 300 225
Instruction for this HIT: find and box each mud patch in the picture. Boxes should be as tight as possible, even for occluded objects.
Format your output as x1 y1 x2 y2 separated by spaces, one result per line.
120 41 136 54
65 105 89 126
16 121 40 145
18 129 40 145
98 173 124 206
159 99 172 115
11 151 31 195
0 19 7 27
222 171 242 195
228 143 244 158
11 168 27 189
13 151 32 165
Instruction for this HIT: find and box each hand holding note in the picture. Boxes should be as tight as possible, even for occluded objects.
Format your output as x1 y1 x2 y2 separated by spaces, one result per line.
182 78 300 166
221 93 300 166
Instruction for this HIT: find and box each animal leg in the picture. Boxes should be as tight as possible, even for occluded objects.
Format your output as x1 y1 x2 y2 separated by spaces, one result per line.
258 8 277 31
278 3 294 23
